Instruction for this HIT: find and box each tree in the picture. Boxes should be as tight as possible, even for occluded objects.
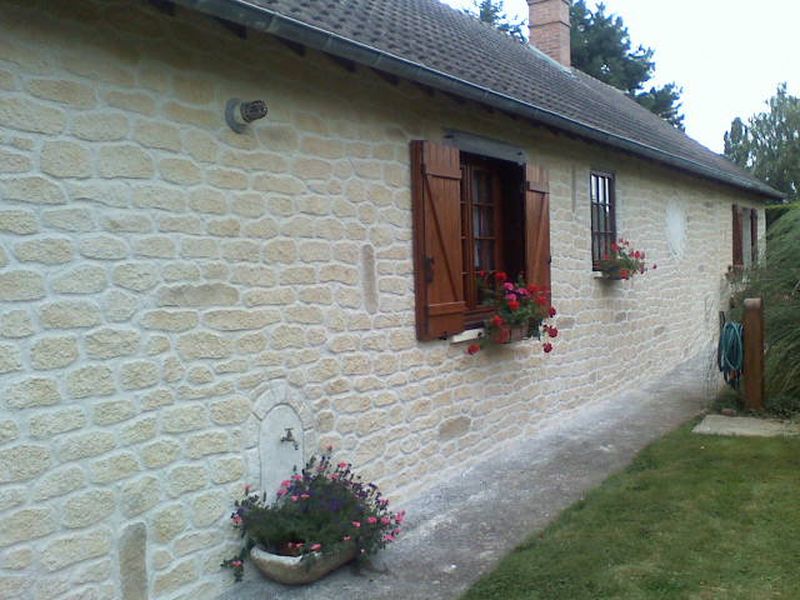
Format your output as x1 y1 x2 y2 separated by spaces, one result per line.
464 0 526 43
570 1 685 130
724 84 800 202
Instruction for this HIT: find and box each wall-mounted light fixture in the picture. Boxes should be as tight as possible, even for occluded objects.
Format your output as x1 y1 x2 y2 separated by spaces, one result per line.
225 98 268 133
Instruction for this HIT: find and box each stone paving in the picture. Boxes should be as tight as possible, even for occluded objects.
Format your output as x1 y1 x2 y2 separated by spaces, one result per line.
693 414 800 437
219 354 712 600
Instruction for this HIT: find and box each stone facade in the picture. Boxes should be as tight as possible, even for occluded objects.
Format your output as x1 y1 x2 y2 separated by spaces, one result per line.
0 1 766 599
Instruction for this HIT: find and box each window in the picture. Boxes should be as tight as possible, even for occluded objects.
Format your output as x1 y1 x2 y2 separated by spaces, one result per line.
410 140 551 341
732 205 759 269
460 154 526 326
590 171 616 269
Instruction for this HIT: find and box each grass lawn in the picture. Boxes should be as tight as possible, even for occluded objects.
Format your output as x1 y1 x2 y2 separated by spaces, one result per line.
463 421 800 599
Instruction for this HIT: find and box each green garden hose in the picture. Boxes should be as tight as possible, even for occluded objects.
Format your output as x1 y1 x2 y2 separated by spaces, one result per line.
718 321 744 388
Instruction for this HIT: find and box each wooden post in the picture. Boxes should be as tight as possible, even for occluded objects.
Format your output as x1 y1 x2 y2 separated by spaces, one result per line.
743 298 765 411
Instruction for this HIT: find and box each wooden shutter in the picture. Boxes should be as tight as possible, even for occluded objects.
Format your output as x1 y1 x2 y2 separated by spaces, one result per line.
732 204 744 268
410 140 465 341
750 208 758 265
524 164 552 308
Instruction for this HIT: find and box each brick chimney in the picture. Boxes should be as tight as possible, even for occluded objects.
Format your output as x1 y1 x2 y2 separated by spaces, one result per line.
528 0 571 67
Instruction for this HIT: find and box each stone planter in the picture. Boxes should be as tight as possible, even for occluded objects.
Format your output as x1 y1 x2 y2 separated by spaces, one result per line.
250 543 357 585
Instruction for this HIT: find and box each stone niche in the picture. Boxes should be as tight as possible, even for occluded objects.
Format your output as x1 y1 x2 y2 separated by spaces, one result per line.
248 380 317 496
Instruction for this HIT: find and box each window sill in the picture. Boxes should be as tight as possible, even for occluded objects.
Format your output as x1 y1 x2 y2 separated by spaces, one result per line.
450 329 483 344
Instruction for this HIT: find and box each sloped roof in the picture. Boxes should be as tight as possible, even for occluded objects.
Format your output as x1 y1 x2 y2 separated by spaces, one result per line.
177 0 780 199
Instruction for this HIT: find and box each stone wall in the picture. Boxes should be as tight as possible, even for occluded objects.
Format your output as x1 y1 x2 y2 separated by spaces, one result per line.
0 1 766 598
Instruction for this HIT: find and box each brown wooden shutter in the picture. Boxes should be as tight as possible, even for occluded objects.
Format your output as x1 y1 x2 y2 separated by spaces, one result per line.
524 164 552 308
732 204 744 268
750 208 758 265
410 140 465 341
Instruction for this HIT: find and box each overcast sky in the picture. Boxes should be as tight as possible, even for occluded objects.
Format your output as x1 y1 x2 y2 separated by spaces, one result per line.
442 0 800 153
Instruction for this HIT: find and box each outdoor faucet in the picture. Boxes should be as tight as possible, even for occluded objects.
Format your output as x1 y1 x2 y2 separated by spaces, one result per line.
280 427 299 450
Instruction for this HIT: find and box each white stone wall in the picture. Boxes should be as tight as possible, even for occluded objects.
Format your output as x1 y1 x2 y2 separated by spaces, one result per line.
0 1 767 598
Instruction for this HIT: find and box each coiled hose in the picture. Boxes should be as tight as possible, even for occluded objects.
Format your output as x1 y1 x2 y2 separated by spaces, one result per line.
718 321 744 388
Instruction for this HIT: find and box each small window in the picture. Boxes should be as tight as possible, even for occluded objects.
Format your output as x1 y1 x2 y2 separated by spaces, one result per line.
732 205 758 269
590 171 616 269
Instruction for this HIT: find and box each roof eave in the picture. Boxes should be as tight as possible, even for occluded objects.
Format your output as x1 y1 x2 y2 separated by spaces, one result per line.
173 0 784 201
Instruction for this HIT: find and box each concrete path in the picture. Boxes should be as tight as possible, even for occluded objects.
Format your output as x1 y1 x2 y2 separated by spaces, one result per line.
218 355 712 600
693 414 800 437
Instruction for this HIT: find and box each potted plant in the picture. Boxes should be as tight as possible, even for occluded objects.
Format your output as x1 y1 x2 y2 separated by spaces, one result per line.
466 271 558 355
222 450 405 585
597 238 655 280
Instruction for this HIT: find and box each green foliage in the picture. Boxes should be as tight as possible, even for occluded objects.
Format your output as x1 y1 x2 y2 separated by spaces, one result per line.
222 452 404 582
464 0 526 43
570 1 685 129
732 205 800 414
724 83 800 202
463 422 800 599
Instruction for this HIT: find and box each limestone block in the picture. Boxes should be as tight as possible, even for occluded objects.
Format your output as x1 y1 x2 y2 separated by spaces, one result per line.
0 419 19 445
207 217 240 237
4 377 60 408
57 431 116 462
28 407 86 439
134 119 181 151
0 344 22 374
120 417 157 445
14 238 74 264
0 270 46 301
103 290 139 322
133 236 175 258
157 283 238 307
106 90 155 115
173 531 217 557
0 96 66 135
40 529 112 571
120 477 160 517
70 111 129 141
120 360 160 390
177 332 233 360
79 235 128 260
152 559 197 596
206 167 248 190
141 439 181 469
27 78 95 108
90 452 140 483
209 396 252 425
92 399 137 426
161 404 207 434
158 215 204 235
132 185 187 212
159 158 202 186
191 490 227 527
97 145 154 179
140 310 197 333
163 101 216 128
112 263 160 291
52 265 107 294
85 328 139 359
0 210 38 234
203 309 279 331
180 238 218 259
0 507 56 547
32 465 86 501
185 431 229 459
141 388 175 412
1 545 33 569
183 130 219 163
63 489 115 528
0 444 51 482
67 365 116 399
166 464 207 496
230 265 275 288
209 456 245 484
152 503 187 543
40 141 92 178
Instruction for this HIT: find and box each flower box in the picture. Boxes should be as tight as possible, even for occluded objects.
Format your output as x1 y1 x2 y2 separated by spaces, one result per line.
250 542 357 585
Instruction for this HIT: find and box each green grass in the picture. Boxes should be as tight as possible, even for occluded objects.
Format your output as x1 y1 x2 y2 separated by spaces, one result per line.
463 422 800 599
